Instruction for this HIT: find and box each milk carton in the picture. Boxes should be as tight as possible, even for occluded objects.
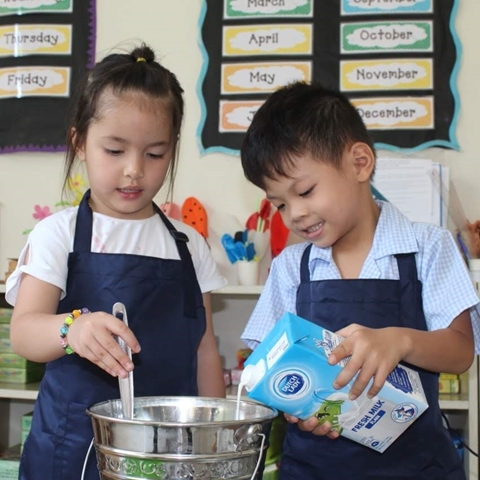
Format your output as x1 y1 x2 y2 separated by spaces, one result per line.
241 312 428 453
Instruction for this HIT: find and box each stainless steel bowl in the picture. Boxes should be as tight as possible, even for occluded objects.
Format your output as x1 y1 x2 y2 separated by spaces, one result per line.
88 396 277 479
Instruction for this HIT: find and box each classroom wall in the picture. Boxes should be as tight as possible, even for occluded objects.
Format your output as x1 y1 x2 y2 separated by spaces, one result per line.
0 0 479 275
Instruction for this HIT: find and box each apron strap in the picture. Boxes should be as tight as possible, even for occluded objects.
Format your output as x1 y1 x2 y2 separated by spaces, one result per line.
153 204 197 319
300 243 313 283
395 253 428 331
300 245 427 332
73 190 93 253
73 190 197 318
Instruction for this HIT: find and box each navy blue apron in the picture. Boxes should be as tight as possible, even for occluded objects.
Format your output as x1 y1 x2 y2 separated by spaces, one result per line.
20 190 206 480
280 245 465 480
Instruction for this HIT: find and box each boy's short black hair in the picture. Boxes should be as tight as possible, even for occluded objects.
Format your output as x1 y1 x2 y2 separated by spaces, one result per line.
241 81 376 189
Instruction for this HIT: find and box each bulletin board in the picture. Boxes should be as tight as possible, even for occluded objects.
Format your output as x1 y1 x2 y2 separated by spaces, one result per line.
198 0 460 155
0 0 96 153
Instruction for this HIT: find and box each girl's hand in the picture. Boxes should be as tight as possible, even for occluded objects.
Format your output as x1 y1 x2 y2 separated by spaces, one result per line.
66 311 141 378
328 324 410 400
284 413 340 439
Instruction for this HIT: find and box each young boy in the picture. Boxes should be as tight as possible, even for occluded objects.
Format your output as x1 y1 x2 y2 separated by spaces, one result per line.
240 82 480 480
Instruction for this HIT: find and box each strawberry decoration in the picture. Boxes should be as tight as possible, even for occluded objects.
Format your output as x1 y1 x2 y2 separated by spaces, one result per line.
245 198 271 232
270 210 289 257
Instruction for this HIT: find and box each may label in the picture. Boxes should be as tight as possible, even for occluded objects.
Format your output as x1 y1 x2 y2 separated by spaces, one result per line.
222 61 312 94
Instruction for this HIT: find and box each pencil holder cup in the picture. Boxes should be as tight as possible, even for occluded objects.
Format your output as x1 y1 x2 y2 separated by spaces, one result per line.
250 230 270 261
237 260 260 286
468 259 480 294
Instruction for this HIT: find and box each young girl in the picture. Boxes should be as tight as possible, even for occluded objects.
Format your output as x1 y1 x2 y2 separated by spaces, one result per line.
6 43 226 480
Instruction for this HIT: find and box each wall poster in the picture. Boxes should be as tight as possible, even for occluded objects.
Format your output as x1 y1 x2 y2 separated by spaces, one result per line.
0 0 96 153
198 0 460 155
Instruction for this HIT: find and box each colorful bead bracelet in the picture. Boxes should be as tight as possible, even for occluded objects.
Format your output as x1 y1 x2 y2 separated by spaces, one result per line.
59 308 90 355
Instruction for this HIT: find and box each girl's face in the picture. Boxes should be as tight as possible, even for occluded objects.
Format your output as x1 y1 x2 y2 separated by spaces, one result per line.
77 90 174 219
264 147 374 251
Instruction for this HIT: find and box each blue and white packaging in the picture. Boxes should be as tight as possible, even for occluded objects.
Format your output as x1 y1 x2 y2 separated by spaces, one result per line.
241 312 429 453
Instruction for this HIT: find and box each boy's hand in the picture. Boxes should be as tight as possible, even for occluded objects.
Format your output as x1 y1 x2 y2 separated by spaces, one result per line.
284 413 340 439
65 311 141 378
328 324 410 400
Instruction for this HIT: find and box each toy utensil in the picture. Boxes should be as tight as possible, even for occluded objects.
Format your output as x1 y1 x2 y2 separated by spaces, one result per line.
256 198 272 232
246 242 256 261
245 212 259 231
246 199 271 233
113 302 134 419
246 212 270 232
182 197 209 239
250 230 269 260
234 241 247 261
270 210 289 257
234 230 244 243
221 234 238 263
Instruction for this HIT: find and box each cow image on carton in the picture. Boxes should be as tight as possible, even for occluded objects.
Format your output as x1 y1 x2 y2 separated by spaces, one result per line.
241 312 429 453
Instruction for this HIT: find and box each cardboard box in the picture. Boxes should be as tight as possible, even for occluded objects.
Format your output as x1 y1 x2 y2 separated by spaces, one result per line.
21 412 33 433
0 323 9 339
20 431 29 453
0 445 20 479
439 378 460 394
0 309 12 324
439 373 459 380
0 364 44 384
0 338 13 353
242 312 429 453
0 353 41 370
0 311 11 339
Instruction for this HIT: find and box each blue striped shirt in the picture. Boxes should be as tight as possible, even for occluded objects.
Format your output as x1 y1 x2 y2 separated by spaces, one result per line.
242 201 480 353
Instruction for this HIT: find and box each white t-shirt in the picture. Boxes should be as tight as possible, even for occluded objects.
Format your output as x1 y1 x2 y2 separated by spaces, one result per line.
6 207 227 305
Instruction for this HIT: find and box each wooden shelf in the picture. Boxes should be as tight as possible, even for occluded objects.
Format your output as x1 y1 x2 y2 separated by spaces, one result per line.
0 382 39 400
213 285 263 295
439 393 470 410
0 383 470 410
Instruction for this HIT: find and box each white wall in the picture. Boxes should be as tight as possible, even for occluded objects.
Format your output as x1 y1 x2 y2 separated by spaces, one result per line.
0 1 479 265
0 1 479 363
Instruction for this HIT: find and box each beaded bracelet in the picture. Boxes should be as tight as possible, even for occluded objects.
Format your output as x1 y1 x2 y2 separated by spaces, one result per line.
59 308 90 355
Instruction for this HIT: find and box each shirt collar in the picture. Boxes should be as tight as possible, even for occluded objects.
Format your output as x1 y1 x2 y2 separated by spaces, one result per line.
372 201 419 258
309 200 419 264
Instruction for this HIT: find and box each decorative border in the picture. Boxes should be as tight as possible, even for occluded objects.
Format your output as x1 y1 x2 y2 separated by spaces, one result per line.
197 1 239 157
375 0 461 153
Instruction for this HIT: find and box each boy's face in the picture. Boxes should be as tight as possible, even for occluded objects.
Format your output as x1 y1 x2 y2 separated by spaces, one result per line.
264 146 373 250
